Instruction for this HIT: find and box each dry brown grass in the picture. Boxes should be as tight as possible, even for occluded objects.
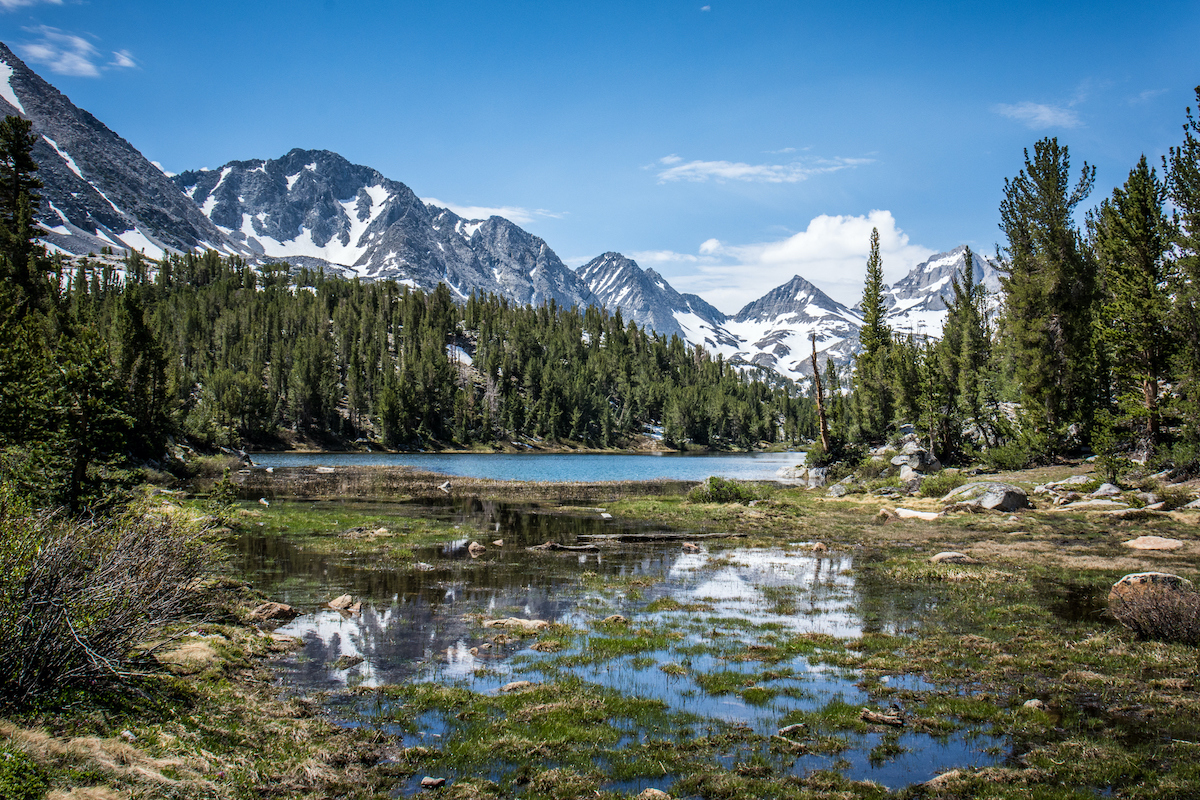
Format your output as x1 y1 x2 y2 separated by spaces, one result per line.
1110 586 1200 645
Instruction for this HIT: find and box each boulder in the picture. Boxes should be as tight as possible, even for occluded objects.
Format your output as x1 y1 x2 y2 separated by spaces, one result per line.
637 790 672 800
807 467 829 489
827 483 850 498
1089 483 1123 498
637 790 671 800
777 465 807 481
1023 699 1047 711
483 617 550 632
939 482 1030 512
930 551 979 564
1182 498 1200 510
1047 474 1094 490
328 594 355 610
896 507 941 521
1060 499 1128 510
499 680 537 693
1109 571 1195 602
1123 535 1185 551
247 602 300 624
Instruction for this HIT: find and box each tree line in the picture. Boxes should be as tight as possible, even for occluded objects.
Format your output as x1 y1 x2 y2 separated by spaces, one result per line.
0 120 821 510
826 88 1200 476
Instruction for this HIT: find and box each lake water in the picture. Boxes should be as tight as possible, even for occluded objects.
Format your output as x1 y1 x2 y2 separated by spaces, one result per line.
248 450 805 483
236 498 1006 792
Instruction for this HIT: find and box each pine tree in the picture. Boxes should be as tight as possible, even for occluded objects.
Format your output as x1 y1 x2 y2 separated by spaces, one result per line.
997 137 1098 458
851 227 893 441
1165 86 1200 465
1090 155 1174 451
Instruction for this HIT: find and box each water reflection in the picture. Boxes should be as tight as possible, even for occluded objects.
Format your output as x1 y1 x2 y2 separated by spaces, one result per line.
235 499 1006 790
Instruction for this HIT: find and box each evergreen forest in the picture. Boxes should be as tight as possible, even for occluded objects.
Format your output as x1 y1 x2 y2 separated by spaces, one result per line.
2 88 1200 510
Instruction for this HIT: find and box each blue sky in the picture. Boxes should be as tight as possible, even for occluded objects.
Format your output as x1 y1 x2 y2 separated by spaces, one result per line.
2 0 1197 310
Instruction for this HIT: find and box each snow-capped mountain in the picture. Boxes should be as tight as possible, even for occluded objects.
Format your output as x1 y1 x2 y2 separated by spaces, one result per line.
175 150 598 308
885 245 1003 337
0 42 242 259
576 252 737 347
577 253 863 382
577 247 1001 384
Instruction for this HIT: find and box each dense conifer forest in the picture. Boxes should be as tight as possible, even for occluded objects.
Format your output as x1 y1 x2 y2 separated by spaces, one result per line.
3 88 1200 510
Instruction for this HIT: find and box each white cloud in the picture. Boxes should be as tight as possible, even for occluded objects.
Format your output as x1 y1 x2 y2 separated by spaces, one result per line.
993 101 1081 130
656 154 871 184
422 197 563 225
629 249 700 264
0 0 63 9
15 27 137 77
701 5 711 10
667 210 935 312
1131 88 1168 104
109 49 137 69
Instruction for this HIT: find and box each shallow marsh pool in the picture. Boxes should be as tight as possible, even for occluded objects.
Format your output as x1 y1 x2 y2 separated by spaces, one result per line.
236 498 1009 793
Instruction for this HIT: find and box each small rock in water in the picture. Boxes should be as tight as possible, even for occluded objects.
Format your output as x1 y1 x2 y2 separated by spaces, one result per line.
777 723 808 737
414 562 435 571
637 790 672 800
467 541 486 558
499 681 536 693
1023 699 1047 711
328 594 354 610
681 542 701 553
492 539 504 547
602 614 630 625
333 654 364 670
420 776 446 789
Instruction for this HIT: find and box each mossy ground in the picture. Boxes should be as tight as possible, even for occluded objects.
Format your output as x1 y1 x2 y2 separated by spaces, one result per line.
4 472 1199 798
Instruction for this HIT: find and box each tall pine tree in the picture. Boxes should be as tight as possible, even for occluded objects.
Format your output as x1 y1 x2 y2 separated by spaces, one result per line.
998 137 1098 458
850 227 893 441
1165 87 1200 467
1090 155 1174 451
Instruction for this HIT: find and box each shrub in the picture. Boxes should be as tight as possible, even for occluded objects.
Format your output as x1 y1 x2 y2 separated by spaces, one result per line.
1110 587 1200 647
0 744 47 800
983 442 1034 471
0 493 219 705
687 476 764 504
919 470 967 498
857 454 894 482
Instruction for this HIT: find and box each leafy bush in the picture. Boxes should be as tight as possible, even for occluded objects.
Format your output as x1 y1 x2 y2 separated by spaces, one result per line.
0 492 219 705
983 442 1034 471
806 438 867 469
1110 587 1200 646
857 454 894 482
206 467 239 524
0 744 47 800
919 470 967 498
687 476 765 504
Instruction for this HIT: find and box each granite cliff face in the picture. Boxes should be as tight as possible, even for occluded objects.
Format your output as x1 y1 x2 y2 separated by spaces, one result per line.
175 150 599 308
0 42 240 259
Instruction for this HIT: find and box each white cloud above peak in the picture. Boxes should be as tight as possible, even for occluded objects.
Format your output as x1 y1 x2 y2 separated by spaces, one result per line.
422 197 563 225
667 210 935 311
15 26 137 77
993 101 1081 129
656 154 871 184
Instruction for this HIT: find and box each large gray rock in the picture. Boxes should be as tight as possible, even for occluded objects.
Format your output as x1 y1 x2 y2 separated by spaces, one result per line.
807 467 829 489
940 482 1030 512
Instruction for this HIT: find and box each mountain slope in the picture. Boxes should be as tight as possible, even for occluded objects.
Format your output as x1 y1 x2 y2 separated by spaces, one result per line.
576 252 737 347
0 42 240 259
175 149 599 308
885 245 1003 336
